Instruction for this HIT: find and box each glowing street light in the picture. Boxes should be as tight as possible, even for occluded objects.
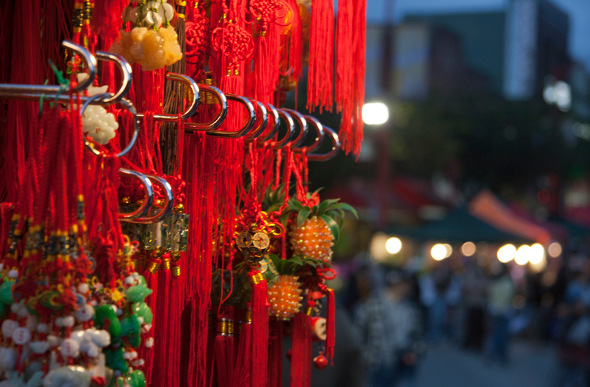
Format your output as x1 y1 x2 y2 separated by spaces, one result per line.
529 243 545 265
461 241 476 256
385 237 402 254
515 245 531 266
431 243 452 261
547 242 562 258
362 102 389 126
497 244 516 263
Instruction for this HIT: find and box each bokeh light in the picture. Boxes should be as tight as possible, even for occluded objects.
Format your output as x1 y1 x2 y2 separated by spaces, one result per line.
385 237 402 254
461 241 476 256
529 243 545 265
515 245 531 265
497 244 516 263
431 243 452 261
547 242 562 258
362 102 389 125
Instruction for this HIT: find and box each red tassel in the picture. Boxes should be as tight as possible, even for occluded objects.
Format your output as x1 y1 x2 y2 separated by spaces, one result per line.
0 203 15 258
267 319 284 387
325 289 335 365
150 254 174 386
249 270 269 387
290 310 312 387
214 308 235 387
335 0 366 156
232 307 252 387
280 0 303 85
93 0 127 49
307 0 335 112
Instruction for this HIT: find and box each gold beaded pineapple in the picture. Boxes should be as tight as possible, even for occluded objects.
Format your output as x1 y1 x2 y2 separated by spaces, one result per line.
268 274 302 320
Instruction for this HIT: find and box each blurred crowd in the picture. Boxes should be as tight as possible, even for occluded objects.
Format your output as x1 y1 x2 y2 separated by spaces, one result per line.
315 248 590 387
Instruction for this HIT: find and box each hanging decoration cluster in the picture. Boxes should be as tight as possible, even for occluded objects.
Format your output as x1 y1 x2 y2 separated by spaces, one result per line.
0 0 365 386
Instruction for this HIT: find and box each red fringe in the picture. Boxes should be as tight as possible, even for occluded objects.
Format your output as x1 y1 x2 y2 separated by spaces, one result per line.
290 312 312 387
232 308 252 387
214 308 235 387
1 0 45 202
0 203 15 258
247 21 281 103
267 319 284 387
281 0 303 84
307 0 334 112
250 271 270 387
335 0 366 156
325 289 335 364
92 0 127 48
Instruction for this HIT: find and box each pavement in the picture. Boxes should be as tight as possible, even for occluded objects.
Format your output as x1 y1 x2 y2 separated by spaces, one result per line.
409 340 561 387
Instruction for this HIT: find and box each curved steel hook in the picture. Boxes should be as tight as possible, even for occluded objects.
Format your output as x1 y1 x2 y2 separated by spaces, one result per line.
293 115 324 152
95 51 132 103
245 100 268 141
137 73 200 122
81 93 140 158
257 103 280 142
130 175 175 224
118 168 154 220
184 84 228 132
281 108 308 147
307 126 340 161
272 109 296 149
1 50 130 105
206 94 256 138
0 40 96 97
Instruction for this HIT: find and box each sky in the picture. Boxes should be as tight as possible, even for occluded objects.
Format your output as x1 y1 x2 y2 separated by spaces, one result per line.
366 0 590 71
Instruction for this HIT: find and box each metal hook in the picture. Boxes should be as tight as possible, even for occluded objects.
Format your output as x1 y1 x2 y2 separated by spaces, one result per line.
281 108 308 147
257 103 280 142
1 49 132 105
95 51 133 104
307 126 340 161
118 168 154 220
245 100 268 141
137 73 200 122
80 93 140 158
272 109 296 149
206 94 256 138
293 115 324 153
0 40 96 98
184 84 228 132
128 175 175 224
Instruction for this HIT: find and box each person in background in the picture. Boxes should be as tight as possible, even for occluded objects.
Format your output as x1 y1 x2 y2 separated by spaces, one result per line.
419 260 461 343
485 263 515 364
386 269 425 387
354 264 396 387
354 266 425 387
554 258 590 387
461 259 489 352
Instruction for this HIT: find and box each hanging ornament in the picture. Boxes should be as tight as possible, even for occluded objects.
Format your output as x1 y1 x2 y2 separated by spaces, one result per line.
267 254 303 320
284 190 357 264
211 0 254 77
110 0 183 71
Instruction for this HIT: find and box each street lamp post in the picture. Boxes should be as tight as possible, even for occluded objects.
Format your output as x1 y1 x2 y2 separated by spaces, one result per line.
362 101 391 226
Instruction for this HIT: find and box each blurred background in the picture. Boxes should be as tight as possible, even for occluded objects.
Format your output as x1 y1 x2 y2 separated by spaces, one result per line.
300 0 590 386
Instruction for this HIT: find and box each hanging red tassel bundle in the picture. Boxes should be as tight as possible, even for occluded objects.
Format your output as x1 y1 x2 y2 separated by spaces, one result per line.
335 0 366 156
214 307 235 387
279 0 303 88
325 288 335 364
307 0 334 112
290 304 313 387
232 307 253 387
267 319 284 387
249 269 270 387
246 0 282 103
92 0 126 47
